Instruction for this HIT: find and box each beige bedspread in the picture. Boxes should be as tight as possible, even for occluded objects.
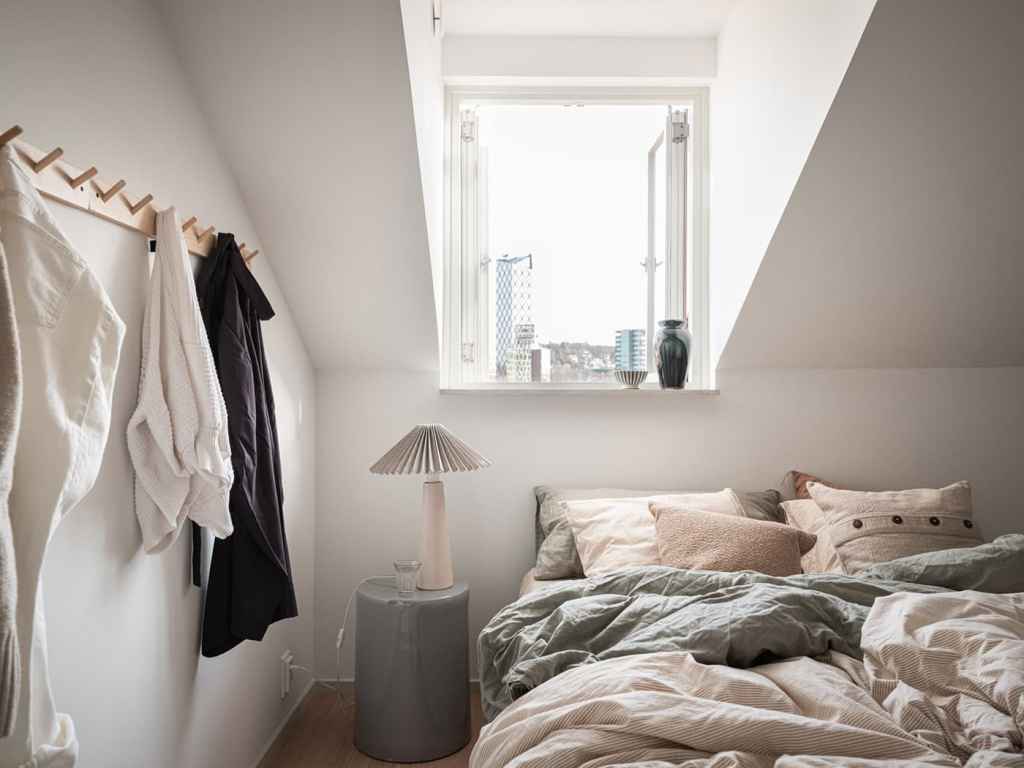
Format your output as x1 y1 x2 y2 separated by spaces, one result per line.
863 590 1024 761
471 590 1024 768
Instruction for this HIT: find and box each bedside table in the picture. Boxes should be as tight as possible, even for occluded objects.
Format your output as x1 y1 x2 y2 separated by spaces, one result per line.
354 578 470 762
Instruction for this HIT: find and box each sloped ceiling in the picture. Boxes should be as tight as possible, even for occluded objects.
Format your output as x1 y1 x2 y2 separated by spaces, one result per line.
708 0 875 369
719 0 1024 369
158 0 439 371
444 0 738 37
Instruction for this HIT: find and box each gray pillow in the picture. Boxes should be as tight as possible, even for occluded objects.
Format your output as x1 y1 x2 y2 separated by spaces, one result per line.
736 490 786 524
533 486 784 580
858 534 1024 592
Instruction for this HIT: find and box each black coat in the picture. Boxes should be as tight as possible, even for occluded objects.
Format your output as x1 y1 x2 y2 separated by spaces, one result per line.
196 234 297 657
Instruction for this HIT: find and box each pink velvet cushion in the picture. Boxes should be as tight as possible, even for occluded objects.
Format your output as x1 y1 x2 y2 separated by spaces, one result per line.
651 503 817 576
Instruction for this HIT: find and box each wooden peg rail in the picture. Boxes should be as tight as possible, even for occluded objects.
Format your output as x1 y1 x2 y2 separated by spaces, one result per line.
0 124 260 264
32 147 63 173
98 179 126 203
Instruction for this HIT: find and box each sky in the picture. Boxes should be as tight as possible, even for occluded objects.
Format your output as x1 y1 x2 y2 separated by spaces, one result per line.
477 104 670 347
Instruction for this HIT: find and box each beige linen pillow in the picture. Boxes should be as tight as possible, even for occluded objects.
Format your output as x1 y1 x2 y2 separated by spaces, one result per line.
652 504 817 577
782 499 844 573
807 481 983 575
561 490 745 576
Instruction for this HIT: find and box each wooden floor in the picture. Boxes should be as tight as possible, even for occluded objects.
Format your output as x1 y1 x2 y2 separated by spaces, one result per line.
259 685 483 768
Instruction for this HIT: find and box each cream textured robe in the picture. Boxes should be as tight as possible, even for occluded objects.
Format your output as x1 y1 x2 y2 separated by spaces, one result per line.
126 207 233 553
0 211 21 738
0 143 125 768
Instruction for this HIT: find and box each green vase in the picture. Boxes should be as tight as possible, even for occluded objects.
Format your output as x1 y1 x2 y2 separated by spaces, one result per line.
655 319 691 389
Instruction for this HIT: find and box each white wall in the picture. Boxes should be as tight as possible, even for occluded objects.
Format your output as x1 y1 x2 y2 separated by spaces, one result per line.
0 2 316 767
443 0 737 38
316 366 1024 679
720 0 1024 370
401 0 447 351
158 0 440 372
443 35 717 80
710 0 875 367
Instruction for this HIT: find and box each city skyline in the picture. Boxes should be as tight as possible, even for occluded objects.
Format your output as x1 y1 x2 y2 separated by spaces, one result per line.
477 104 666 347
492 251 619 382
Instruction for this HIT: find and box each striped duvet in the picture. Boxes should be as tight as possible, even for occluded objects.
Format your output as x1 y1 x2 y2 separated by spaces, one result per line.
471 589 1024 767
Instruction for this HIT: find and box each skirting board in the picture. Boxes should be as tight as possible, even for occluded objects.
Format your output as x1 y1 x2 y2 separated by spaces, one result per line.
248 679 316 768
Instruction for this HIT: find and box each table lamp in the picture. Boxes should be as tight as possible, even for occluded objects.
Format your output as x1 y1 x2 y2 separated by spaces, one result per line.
370 424 491 590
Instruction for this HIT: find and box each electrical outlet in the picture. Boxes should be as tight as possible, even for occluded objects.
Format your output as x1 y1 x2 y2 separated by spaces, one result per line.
280 650 294 699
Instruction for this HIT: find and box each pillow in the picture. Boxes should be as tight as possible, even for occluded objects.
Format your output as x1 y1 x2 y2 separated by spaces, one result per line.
807 481 983 575
535 487 660 579
857 534 1024 592
651 504 817 577
534 486 784 580
736 489 785 524
781 499 844 573
561 490 745 576
779 469 833 501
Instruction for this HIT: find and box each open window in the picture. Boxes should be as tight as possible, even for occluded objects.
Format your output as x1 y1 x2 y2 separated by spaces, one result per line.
443 88 709 390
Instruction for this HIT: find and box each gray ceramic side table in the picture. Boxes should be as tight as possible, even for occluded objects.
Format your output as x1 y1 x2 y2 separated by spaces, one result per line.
354 578 470 762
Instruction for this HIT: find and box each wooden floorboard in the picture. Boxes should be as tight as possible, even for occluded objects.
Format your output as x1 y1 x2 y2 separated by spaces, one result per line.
259 684 482 768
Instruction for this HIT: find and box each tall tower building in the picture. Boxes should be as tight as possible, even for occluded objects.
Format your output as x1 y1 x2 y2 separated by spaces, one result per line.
495 254 533 377
614 328 647 370
505 323 536 383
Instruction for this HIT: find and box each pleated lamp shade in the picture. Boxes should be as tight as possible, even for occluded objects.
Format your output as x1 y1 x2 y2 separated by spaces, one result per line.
370 424 490 590
370 424 491 476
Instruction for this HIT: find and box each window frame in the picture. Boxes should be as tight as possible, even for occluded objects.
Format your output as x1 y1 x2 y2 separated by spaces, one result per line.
442 85 711 391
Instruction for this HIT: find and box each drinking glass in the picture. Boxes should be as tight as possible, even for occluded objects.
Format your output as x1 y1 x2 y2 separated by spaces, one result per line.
393 560 422 595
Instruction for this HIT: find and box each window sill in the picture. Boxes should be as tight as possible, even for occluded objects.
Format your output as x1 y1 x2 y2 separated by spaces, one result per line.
440 384 719 396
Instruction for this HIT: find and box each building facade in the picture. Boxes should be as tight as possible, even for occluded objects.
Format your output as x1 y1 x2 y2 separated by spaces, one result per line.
614 328 647 370
495 254 533 377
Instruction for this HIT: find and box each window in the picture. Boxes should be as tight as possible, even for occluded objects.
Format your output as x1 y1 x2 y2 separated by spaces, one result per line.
443 87 709 389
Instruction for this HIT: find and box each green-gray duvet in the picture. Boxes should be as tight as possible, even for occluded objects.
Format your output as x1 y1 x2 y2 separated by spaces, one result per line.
478 534 1024 721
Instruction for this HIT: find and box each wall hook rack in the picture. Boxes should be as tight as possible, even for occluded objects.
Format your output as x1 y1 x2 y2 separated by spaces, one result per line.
128 193 153 215
0 125 23 146
68 166 98 189
0 124 260 266
32 147 64 173
98 179 126 203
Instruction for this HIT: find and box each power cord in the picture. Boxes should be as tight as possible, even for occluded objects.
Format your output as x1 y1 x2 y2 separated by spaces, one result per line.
285 577 389 710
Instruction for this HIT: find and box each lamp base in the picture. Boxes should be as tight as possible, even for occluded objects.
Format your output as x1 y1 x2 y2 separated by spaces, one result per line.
418 480 454 590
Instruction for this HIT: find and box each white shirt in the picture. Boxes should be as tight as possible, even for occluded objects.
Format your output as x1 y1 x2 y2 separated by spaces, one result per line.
127 207 233 553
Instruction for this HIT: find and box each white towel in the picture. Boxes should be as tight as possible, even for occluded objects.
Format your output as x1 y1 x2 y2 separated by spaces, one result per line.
127 208 233 553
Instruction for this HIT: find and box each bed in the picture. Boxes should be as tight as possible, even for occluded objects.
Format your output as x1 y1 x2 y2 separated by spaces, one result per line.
517 568 578 596
471 483 1024 768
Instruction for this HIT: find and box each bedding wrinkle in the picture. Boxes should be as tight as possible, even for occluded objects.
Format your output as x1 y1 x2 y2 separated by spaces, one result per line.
477 541 1024 765
862 590 1024 760
471 652 958 768
478 566 944 720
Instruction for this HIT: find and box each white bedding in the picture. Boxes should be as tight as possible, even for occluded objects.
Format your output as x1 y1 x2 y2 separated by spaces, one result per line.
471 589 1024 768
